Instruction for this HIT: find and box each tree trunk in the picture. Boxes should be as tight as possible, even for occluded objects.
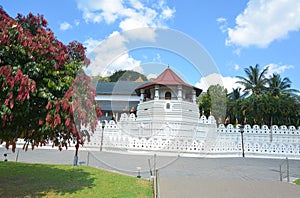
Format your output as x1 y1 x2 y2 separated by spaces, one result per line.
73 140 79 166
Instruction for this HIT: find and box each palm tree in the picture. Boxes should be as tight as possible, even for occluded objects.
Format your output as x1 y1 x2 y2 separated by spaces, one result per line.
267 74 299 96
236 64 269 96
226 87 246 124
227 87 246 100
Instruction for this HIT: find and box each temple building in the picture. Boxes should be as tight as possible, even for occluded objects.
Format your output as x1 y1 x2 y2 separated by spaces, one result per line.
135 67 202 124
95 80 145 121
84 66 300 159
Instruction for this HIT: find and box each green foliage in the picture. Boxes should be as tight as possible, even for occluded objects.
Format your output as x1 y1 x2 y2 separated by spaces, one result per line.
267 73 299 96
230 65 300 126
198 91 211 118
91 70 148 83
209 85 227 121
198 85 227 121
236 64 269 96
199 64 300 126
101 76 110 82
295 178 300 185
226 88 246 124
109 70 147 82
0 162 152 198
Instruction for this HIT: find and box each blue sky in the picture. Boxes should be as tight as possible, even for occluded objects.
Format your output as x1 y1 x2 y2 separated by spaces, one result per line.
1 0 300 92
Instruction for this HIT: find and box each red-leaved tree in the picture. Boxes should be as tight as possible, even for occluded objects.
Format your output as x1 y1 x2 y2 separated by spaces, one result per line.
0 8 102 162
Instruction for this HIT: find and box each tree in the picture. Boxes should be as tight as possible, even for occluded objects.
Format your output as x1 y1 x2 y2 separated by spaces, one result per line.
209 85 227 122
267 74 299 96
227 88 246 124
0 8 102 159
229 64 300 126
90 70 148 83
198 91 211 118
236 64 269 96
198 85 227 122
109 70 147 82
227 87 246 100
235 64 269 124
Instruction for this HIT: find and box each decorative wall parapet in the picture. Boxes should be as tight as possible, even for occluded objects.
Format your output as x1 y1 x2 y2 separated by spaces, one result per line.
89 114 300 159
11 114 300 159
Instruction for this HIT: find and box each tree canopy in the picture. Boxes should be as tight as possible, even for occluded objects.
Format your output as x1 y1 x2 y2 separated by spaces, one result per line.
198 85 227 121
92 70 148 82
199 64 300 126
0 8 102 152
236 64 269 96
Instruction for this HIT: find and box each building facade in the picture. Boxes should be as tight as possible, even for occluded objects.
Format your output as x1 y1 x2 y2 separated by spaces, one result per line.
95 80 145 121
84 67 300 159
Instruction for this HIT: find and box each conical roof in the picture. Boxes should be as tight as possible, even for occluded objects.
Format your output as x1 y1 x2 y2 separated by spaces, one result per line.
135 67 202 96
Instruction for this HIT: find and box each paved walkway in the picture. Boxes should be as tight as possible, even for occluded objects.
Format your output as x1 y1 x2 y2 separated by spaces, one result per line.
159 179 300 198
156 157 300 197
1 146 300 197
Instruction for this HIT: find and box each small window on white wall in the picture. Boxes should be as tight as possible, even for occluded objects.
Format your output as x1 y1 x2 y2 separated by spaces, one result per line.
166 103 170 109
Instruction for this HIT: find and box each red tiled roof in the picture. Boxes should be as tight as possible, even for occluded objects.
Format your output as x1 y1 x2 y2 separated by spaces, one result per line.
135 67 202 95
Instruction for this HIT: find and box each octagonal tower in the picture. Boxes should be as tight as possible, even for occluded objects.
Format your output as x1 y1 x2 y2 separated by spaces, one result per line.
135 67 202 125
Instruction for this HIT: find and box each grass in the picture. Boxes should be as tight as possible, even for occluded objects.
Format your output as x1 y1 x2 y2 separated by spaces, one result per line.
0 162 153 198
295 178 300 185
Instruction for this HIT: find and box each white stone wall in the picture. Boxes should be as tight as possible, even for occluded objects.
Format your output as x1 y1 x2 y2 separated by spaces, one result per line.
136 100 200 124
84 114 300 159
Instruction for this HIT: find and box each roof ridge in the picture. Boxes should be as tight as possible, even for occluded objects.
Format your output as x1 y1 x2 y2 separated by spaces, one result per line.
153 67 186 84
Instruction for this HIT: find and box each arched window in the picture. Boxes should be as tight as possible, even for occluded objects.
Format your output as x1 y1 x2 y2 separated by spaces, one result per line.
165 92 171 100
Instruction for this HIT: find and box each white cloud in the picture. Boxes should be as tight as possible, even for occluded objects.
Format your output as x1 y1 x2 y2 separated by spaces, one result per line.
79 0 176 77
60 22 72 31
147 73 157 79
233 48 241 56
161 6 176 20
234 64 240 70
225 0 300 47
216 17 228 33
77 0 123 24
216 17 226 23
123 27 157 42
74 19 80 26
130 0 144 10
264 63 294 77
83 38 102 54
195 73 240 92
85 31 143 76
77 0 175 31
86 31 127 76
109 53 142 73
152 53 162 62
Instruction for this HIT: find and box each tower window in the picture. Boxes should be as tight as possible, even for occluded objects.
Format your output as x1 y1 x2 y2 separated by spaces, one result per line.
165 92 171 100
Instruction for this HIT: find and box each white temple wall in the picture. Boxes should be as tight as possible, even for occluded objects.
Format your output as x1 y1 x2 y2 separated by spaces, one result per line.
84 114 300 159
137 100 199 124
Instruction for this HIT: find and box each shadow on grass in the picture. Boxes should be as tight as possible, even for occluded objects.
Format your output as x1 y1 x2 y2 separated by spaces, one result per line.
0 162 95 197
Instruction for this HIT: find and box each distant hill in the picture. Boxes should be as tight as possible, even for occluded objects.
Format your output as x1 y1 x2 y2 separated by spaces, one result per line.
109 70 148 82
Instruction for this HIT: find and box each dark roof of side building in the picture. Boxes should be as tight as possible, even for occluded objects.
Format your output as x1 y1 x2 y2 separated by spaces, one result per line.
96 81 147 95
97 100 139 111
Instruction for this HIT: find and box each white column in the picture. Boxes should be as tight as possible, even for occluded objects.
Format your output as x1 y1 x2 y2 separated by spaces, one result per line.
192 90 196 104
177 85 182 101
154 85 159 100
140 89 144 103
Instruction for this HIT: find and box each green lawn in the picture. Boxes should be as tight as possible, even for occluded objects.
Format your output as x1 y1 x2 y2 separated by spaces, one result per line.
295 178 300 185
0 162 153 198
